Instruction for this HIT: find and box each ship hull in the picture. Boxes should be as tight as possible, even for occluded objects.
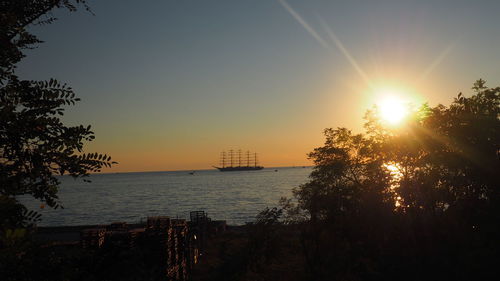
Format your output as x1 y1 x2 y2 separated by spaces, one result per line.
214 166 264 172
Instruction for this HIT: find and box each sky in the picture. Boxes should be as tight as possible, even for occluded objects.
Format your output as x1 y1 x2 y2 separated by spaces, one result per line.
17 0 500 172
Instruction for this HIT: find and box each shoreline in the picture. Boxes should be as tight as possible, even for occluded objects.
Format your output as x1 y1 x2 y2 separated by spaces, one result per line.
34 219 236 244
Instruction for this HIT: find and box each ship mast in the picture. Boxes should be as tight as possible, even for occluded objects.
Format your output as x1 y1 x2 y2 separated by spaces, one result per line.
220 151 226 168
216 149 264 171
229 149 234 167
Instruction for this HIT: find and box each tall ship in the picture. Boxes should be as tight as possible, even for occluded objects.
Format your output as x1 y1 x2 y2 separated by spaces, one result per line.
214 149 264 172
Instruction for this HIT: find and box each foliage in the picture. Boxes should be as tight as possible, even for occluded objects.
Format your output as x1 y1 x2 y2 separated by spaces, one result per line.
1 0 90 76
0 0 114 238
247 207 283 271
286 79 500 281
191 211 305 281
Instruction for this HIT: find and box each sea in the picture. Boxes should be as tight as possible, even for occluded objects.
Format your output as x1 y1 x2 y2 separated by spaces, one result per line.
22 167 312 226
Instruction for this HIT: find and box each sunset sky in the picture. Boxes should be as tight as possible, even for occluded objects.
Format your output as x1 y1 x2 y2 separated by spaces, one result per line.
18 0 500 172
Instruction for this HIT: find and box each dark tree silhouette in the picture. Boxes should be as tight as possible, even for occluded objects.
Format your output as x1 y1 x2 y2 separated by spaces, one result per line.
288 80 500 281
0 0 115 233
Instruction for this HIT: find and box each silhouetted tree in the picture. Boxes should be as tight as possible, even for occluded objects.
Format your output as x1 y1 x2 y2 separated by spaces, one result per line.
0 0 114 234
289 80 500 281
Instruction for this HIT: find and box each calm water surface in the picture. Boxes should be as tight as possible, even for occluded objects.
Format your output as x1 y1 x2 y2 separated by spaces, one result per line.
24 167 311 226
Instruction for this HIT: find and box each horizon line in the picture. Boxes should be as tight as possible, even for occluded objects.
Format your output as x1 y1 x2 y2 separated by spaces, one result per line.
89 165 313 175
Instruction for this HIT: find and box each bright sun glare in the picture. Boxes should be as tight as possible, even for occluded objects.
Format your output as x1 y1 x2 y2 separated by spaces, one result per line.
377 94 409 125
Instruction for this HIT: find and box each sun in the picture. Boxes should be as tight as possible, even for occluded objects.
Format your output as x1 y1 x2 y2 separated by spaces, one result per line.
372 85 411 125
378 96 408 124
